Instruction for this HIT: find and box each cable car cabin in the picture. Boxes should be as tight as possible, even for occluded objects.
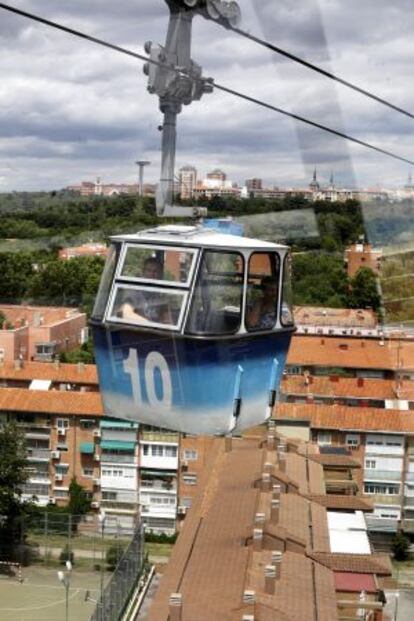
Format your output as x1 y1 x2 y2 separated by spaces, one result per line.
91 225 295 435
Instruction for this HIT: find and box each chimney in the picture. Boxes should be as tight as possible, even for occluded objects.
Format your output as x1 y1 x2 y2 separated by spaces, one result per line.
242 616 255 621
272 484 281 500
225 434 232 453
267 434 276 450
278 453 286 473
54 358 60 369
264 564 277 595
243 590 256 606
261 472 271 492
270 499 280 523
14 359 23 370
264 461 273 473
253 528 263 551
77 361 85 373
255 512 266 526
169 593 182 621
271 551 283 580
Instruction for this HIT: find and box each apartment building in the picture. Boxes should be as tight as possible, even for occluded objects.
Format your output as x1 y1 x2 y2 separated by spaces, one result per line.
0 304 87 362
274 402 414 536
139 426 180 535
280 374 414 410
146 432 391 621
99 419 139 532
286 334 414 380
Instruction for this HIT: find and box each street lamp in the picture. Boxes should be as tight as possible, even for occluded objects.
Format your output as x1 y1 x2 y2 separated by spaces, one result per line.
57 560 72 621
98 510 106 621
394 592 400 621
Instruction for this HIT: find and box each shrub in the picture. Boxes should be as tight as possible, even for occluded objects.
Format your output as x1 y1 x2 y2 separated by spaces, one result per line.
392 533 410 561
106 543 125 571
59 545 74 565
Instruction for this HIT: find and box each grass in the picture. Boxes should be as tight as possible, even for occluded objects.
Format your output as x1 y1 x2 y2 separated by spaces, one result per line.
145 542 173 559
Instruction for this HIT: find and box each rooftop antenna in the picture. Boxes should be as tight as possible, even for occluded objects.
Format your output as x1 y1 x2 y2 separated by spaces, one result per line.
144 0 242 217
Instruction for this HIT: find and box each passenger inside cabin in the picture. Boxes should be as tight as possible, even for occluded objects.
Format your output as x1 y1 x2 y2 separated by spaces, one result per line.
120 257 172 324
246 275 278 330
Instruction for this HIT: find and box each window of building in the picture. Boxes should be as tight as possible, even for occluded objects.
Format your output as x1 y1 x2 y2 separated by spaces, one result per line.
182 449 198 461
364 483 400 495
55 464 70 474
346 434 360 448
181 497 193 508
83 468 94 477
365 459 376 469
54 489 69 498
151 445 164 457
56 443 68 451
102 491 117 501
165 446 177 458
80 419 96 429
182 473 197 485
56 418 69 429
317 431 332 446
143 445 149 456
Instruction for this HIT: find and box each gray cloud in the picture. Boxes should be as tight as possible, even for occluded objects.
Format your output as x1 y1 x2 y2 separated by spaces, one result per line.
0 0 412 191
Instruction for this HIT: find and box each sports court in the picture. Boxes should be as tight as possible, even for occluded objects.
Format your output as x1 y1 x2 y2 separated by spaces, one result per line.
0 565 103 621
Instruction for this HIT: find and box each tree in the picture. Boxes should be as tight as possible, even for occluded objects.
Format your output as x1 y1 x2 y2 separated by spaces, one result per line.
392 532 410 561
348 267 381 311
67 478 91 531
0 422 28 560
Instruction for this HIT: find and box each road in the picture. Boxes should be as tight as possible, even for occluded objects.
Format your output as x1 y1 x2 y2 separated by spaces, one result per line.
385 589 414 621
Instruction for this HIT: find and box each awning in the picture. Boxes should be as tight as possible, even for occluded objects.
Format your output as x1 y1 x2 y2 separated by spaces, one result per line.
101 420 139 430
101 440 135 451
80 442 94 454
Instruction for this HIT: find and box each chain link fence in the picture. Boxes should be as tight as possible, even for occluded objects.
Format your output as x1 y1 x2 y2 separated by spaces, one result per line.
90 522 146 621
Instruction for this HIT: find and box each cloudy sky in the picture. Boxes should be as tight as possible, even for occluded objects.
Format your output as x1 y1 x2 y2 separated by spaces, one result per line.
0 0 412 192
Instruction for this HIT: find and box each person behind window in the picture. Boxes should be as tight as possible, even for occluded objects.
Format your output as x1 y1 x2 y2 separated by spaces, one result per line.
120 258 172 324
247 275 278 330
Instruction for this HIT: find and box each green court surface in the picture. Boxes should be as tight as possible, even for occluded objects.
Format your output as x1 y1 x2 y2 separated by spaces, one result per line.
0 566 104 621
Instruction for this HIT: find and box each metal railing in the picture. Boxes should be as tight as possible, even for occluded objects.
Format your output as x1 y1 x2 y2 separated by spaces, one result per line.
90 522 145 621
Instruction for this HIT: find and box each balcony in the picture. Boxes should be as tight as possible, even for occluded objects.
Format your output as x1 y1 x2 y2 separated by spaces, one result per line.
364 469 402 482
27 448 50 461
365 515 399 532
140 504 177 519
101 452 136 464
140 430 179 443
365 444 404 456
140 480 177 493
100 500 139 514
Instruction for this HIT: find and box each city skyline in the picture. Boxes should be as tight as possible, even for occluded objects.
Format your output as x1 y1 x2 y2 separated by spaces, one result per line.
0 1 412 192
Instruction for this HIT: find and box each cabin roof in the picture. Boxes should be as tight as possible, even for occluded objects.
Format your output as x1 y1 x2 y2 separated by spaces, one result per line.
111 225 287 250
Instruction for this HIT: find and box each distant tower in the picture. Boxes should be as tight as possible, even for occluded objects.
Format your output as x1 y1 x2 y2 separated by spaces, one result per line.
309 168 320 192
329 171 335 188
404 171 413 190
179 166 197 200
135 160 151 197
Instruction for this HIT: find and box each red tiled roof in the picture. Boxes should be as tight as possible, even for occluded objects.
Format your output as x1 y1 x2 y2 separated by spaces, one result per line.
294 306 377 328
275 402 414 434
308 454 361 468
287 335 414 371
281 374 412 400
0 387 103 416
310 552 392 575
0 361 98 385
307 495 373 512
0 304 85 328
334 572 377 593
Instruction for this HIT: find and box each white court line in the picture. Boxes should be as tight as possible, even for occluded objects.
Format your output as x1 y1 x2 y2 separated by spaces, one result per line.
0 589 81 612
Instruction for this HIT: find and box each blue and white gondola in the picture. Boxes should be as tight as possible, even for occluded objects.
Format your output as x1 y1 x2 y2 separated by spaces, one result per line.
91 225 295 435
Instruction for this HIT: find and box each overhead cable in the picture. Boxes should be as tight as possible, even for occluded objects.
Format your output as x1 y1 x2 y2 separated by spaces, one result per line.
228 24 414 120
1 2 413 166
